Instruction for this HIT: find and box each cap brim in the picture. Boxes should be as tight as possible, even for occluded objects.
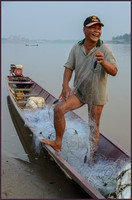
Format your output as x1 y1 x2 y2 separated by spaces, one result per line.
86 22 104 27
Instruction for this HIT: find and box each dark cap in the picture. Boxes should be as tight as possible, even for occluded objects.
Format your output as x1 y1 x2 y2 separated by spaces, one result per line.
84 16 104 27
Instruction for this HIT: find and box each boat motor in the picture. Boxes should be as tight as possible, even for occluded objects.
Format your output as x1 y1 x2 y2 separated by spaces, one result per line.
10 64 23 76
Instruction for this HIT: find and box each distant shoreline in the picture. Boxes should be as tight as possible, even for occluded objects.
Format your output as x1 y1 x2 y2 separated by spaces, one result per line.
105 40 130 44
2 33 130 45
2 38 130 45
2 39 77 44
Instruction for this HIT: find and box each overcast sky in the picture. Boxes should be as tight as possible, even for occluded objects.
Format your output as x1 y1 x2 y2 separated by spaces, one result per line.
2 1 131 41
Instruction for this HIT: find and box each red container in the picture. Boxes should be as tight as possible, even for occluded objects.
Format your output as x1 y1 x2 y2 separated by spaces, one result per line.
14 68 23 76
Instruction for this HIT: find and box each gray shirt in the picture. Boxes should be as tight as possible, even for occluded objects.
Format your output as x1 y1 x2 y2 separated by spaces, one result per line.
64 40 117 105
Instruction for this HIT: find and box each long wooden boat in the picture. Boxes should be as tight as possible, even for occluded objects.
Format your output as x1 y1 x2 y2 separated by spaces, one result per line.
6 74 130 199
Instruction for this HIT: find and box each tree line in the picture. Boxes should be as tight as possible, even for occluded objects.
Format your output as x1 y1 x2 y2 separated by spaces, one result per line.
112 33 130 41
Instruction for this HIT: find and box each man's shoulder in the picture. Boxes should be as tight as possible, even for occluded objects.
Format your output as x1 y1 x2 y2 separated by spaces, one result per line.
101 43 109 48
70 41 81 51
99 43 112 52
77 39 85 46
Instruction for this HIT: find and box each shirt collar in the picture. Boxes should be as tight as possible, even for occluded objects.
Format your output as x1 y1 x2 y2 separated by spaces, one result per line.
78 38 103 47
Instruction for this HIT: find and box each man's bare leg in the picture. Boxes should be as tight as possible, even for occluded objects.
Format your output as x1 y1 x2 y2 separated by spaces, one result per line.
88 105 104 165
41 94 83 151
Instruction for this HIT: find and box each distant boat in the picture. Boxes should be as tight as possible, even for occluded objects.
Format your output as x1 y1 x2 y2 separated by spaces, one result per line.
25 44 38 46
31 44 38 46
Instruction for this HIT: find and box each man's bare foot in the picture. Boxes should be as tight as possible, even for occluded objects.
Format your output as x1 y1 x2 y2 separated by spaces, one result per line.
40 139 61 152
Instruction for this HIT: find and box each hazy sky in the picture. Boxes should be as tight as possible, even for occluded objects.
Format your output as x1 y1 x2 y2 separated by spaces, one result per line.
2 1 131 41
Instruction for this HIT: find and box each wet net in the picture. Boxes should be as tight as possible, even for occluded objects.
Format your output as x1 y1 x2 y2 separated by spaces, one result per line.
23 106 130 198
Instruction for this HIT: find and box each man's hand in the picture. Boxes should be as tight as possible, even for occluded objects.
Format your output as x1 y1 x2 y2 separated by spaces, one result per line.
95 51 117 76
59 85 71 102
95 51 104 64
59 67 73 101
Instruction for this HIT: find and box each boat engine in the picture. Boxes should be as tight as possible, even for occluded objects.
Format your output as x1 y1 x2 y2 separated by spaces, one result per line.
10 64 23 76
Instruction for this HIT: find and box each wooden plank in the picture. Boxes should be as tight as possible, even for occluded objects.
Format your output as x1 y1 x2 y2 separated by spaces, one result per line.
13 88 32 91
16 94 38 97
9 81 34 84
17 100 27 104
39 90 50 100
31 85 43 94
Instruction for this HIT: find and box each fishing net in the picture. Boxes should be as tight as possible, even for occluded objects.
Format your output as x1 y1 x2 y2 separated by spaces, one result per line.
23 107 130 198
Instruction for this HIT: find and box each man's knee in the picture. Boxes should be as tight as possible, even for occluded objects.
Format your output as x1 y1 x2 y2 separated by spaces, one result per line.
54 103 66 116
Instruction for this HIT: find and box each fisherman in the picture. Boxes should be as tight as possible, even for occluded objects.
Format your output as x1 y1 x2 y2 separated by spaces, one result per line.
41 16 118 164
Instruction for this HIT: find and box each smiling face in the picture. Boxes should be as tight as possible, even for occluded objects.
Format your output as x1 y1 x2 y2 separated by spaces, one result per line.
83 24 102 43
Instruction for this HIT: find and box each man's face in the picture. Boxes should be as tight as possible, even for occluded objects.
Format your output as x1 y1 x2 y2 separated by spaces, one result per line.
83 24 102 42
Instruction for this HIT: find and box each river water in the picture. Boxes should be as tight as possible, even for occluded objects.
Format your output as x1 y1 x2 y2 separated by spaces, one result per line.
2 41 130 155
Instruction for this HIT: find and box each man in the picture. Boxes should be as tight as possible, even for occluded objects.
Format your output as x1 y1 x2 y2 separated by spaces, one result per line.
41 16 118 164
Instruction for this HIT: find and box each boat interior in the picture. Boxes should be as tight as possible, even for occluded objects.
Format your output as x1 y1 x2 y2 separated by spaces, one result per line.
7 76 56 109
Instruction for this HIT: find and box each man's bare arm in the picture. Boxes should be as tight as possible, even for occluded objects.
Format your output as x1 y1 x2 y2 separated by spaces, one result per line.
95 51 118 76
59 67 73 101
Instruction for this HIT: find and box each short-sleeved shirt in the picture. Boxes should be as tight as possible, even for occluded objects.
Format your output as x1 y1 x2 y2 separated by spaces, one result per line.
64 39 117 105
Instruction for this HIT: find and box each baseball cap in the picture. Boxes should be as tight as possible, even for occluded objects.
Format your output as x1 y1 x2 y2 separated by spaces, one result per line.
84 16 104 27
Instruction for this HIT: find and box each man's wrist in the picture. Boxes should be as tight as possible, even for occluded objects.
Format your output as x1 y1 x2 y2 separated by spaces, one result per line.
100 60 106 67
62 83 69 87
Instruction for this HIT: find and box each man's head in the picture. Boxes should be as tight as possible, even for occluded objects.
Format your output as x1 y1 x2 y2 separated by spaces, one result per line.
84 16 104 28
83 16 104 43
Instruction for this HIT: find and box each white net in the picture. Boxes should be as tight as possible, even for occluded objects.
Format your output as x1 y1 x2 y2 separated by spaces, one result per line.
23 107 130 198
